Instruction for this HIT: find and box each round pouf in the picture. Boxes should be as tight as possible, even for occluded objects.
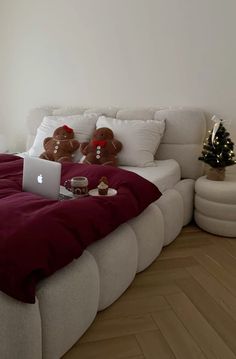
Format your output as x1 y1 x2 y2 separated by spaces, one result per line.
194 174 236 237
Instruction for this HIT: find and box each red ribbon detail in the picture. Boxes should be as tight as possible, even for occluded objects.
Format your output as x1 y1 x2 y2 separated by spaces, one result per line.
92 140 107 147
63 125 73 133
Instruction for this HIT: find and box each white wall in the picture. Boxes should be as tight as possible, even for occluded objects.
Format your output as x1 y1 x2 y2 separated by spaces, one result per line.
1 0 236 159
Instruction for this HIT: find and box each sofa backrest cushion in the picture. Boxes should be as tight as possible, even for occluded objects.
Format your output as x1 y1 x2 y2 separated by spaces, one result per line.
154 109 206 179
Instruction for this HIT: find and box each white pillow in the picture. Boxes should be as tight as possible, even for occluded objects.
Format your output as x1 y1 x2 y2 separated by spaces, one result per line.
28 113 98 162
96 116 165 167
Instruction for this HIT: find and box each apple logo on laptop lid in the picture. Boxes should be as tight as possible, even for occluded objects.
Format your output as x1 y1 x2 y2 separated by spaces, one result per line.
37 174 43 184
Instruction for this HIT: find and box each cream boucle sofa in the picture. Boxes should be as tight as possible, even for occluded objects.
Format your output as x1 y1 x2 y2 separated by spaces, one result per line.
0 107 206 359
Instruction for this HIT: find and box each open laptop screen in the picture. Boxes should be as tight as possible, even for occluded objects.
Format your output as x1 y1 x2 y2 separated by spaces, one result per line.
22 157 62 200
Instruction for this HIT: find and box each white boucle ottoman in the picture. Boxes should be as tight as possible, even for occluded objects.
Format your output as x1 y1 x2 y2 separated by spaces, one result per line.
194 174 236 237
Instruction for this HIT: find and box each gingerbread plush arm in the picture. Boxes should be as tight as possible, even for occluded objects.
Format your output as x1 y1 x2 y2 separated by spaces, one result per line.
80 142 90 155
111 139 122 154
69 139 80 152
43 137 52 150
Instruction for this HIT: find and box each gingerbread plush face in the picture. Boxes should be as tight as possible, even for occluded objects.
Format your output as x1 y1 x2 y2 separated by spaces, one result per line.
53 125 75 140
39 125 80 163
93 128 114 141
80 127 122 166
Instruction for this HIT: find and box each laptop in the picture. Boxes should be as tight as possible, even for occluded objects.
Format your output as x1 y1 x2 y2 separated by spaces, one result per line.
22 156 72 200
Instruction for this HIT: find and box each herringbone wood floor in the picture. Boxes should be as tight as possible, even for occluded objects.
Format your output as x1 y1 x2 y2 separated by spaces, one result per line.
63 224 236 359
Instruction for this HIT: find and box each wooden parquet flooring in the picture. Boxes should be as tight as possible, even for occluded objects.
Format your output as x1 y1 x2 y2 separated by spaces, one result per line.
63 224 236 359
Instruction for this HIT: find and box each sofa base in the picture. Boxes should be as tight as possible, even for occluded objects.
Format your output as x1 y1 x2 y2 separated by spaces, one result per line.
0 180 193 359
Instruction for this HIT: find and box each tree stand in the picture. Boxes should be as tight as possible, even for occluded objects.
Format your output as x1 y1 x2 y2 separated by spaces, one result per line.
207 167 225 181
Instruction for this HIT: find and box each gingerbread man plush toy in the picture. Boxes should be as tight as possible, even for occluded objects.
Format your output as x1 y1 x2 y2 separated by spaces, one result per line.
40 125 80 162
81 127 122 166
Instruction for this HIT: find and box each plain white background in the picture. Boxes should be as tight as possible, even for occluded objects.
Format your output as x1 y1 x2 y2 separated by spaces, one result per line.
1 0 236 168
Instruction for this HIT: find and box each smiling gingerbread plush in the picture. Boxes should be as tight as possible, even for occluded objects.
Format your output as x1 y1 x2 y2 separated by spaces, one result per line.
80 127 122 166
40 125 80 162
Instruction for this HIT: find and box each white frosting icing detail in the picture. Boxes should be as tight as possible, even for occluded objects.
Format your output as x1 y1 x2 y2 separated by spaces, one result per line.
98 182 108 190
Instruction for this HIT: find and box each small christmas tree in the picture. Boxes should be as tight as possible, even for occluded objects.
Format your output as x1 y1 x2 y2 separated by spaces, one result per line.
199 120 236 168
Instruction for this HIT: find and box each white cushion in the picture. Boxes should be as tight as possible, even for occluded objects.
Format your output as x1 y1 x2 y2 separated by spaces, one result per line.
128 204 164 273
28 114 98 162
52 107 87 116
194 174 236 237
154 108 206 144
0 294 42 359
96 116 165 167
155 189 184 246
87 224 138 311
174 179 195 225
37 251 99 359
157 143 204 179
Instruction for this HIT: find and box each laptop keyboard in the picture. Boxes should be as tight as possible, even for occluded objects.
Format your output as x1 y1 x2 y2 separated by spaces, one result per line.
58 193 73 201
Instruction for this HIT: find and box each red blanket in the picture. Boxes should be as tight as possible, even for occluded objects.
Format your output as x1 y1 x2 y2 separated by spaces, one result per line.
0 154 161 303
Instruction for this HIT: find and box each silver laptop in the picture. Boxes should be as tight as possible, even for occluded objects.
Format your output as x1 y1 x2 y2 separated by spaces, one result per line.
22 156 72 200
